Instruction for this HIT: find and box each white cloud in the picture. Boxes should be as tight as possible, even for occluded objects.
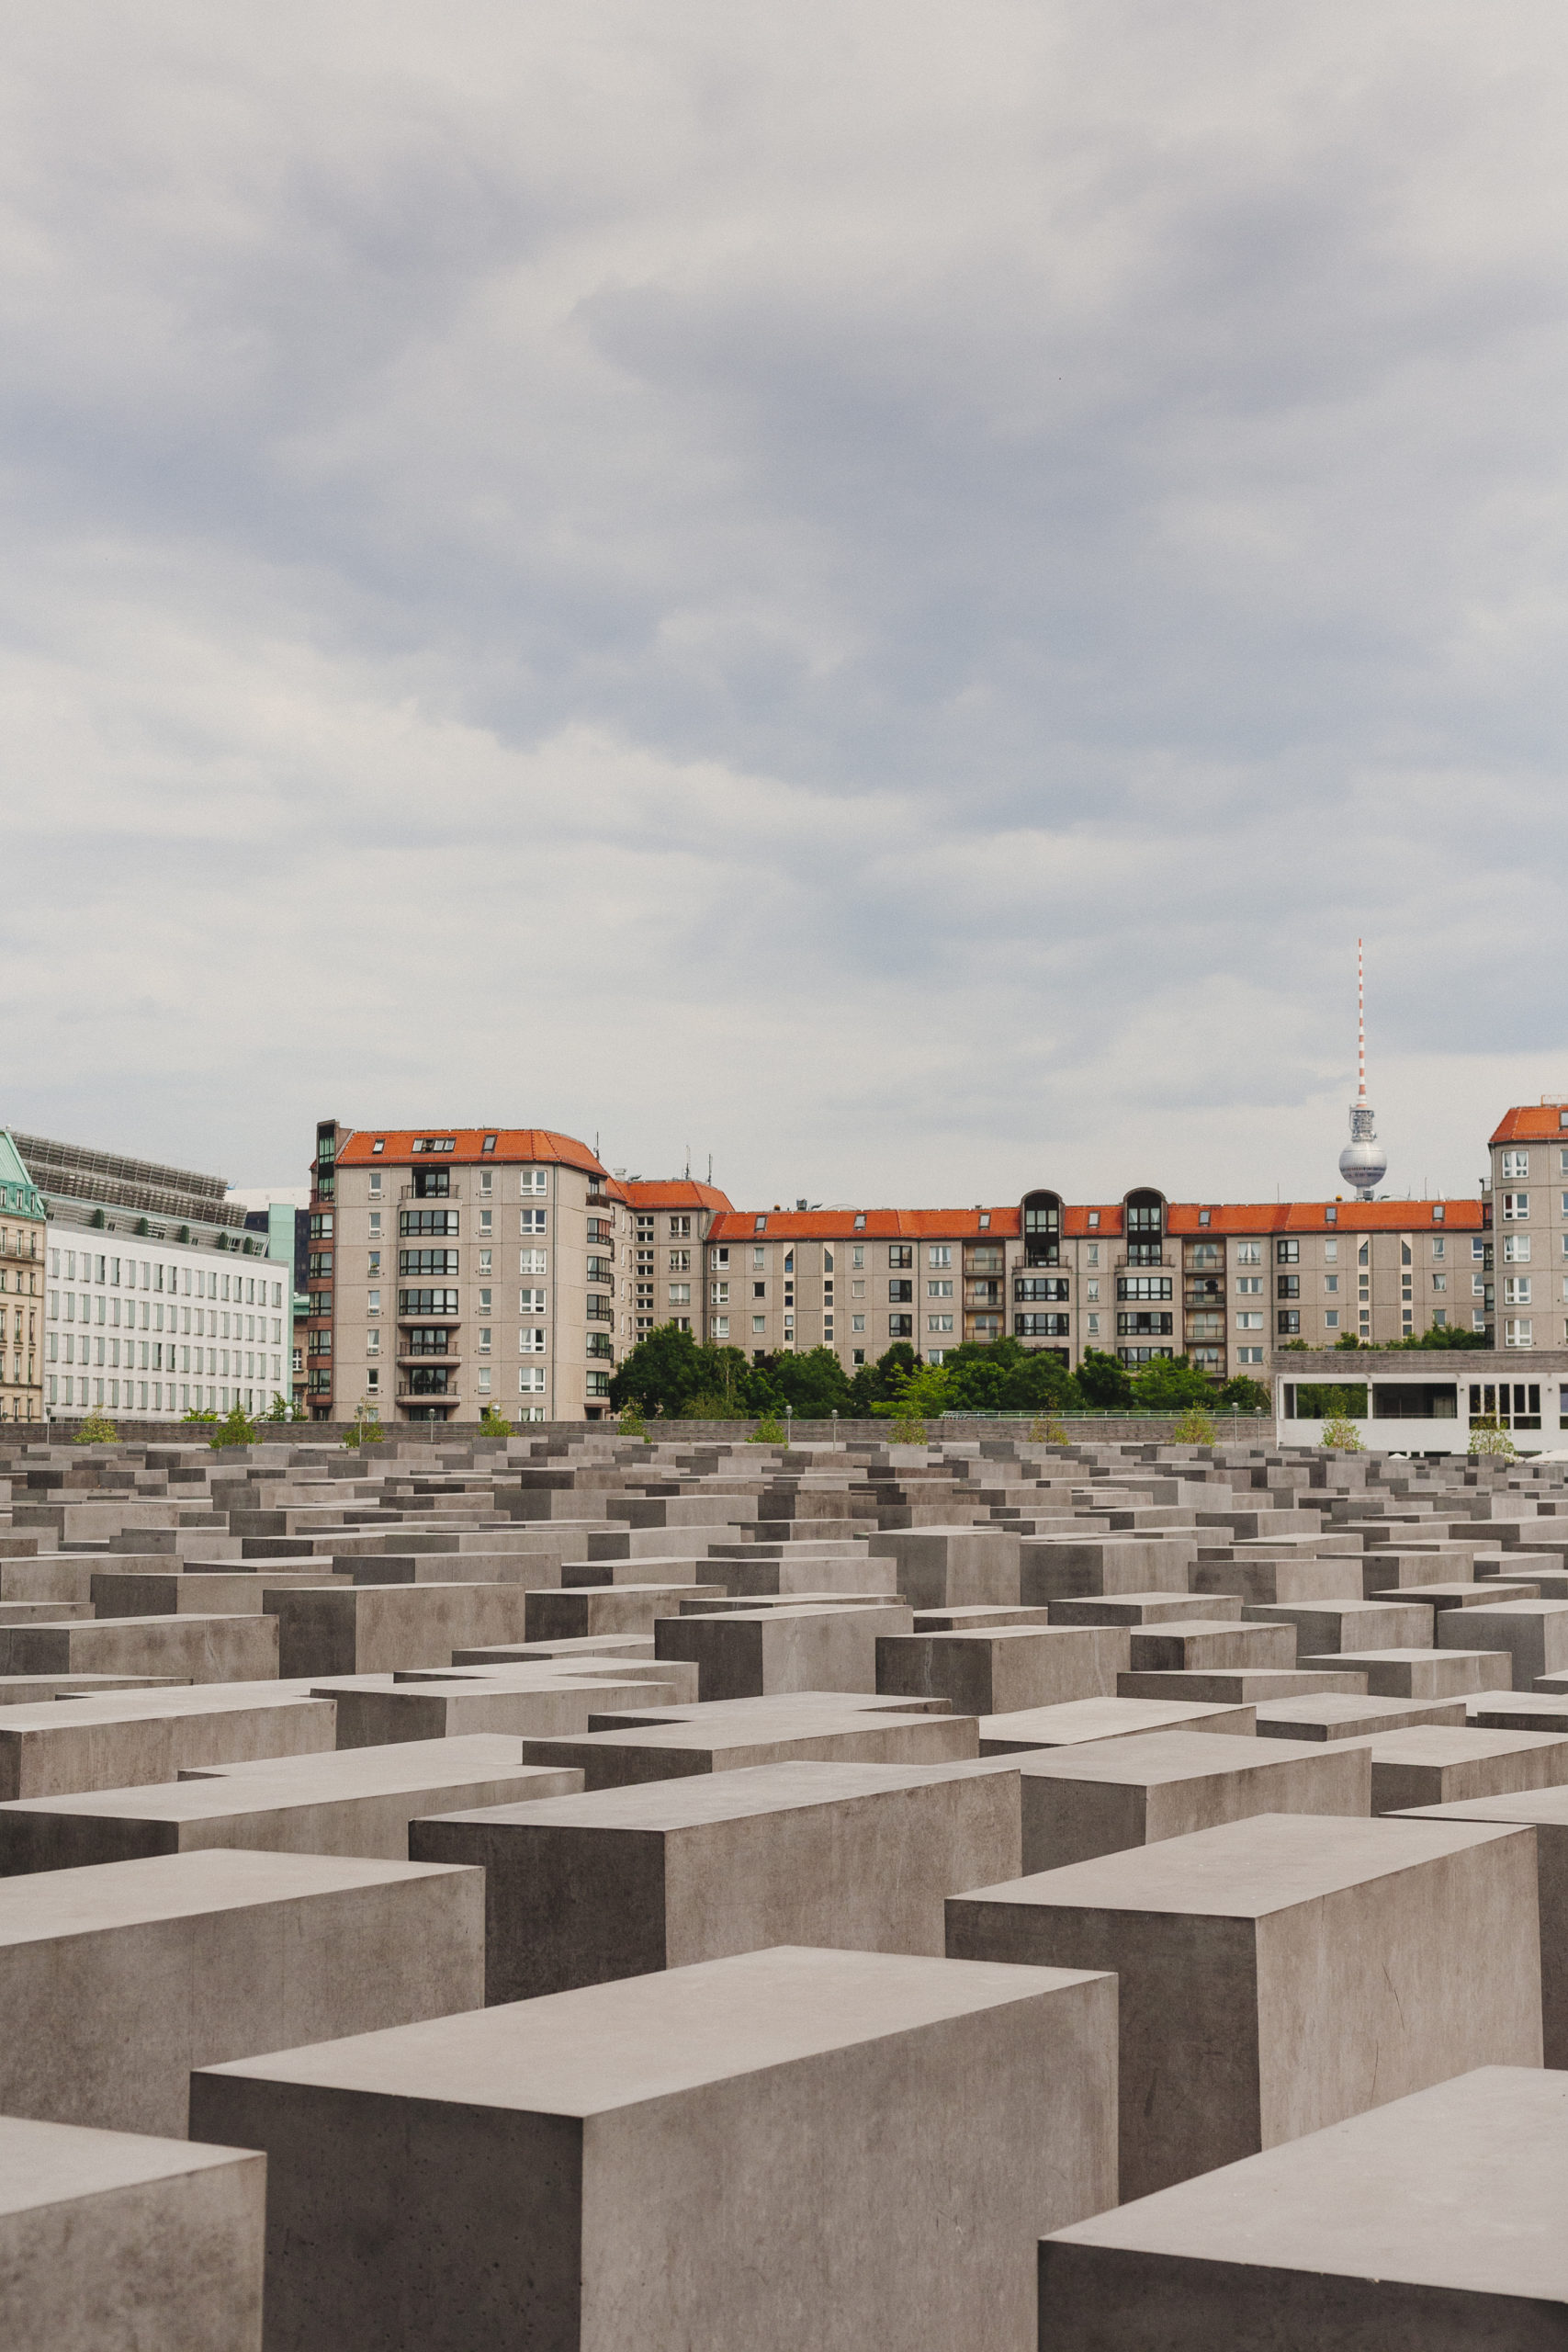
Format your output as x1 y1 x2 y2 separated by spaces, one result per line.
2 0 1567 1204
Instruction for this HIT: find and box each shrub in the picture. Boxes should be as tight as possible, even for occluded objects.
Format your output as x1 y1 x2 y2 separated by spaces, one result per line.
1319 1413 1363 1453
749 1412 786 1444
209 1403 258 1452
1028 1417 1069 1445
1468 1416 1517 1461
475 1407 514 1440
1170 1405 1218 1445
73 1411 118 1444
618 1405 649 1440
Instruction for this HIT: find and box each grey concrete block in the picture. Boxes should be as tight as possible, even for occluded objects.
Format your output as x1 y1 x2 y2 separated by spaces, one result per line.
875 1625 1130 1715
269 1581 581 1676
412 1758 1023 1997
1358 1725 1568 1813
1127 1620 1295 1671
1397 1781 1568 2065
0 2114 264 2350
655 1602 911 1700
191 1943 1116 2352
865 1528 1023 1609
1020 1538 1190 1601
1254 1693 1467 1741
1047 1593 1243 1625
1040 2067 1568 2351
1010 1730 1370 1871
1438 1598 1568 1690
1298 1646 1512 1699
948 1811 1540 2199
1190 1555 1364 1605
525 1583 727 1640
0 1848 485 2135
979 1697 1256 1752
319 1670 684 1747
0 1612 279 1682
522 1696 979 1789
0 1735 582 1871
0 1685 336 1800
1243 1598 1435 1653
1117 1668 1368 1703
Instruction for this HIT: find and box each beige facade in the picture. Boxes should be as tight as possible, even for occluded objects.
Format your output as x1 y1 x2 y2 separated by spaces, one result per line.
310 1123 626 1424
1488 1102 1568 1352
0 1133 45 1424
695 1190 1487 1388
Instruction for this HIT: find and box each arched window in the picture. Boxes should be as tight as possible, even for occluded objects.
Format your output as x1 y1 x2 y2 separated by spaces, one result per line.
1123 1189 1166 1266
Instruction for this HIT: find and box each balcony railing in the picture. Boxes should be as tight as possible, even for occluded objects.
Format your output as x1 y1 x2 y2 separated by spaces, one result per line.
1117 1250 1169 1269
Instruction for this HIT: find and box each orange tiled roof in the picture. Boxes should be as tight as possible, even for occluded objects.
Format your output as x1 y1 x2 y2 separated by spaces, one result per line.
620 1181 734 1212
705 1198 1483 1241
335 1127 605 1175
1490 1103 1568 1145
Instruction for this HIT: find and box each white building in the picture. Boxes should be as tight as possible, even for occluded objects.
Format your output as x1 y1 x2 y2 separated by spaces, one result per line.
9 1134 291 1425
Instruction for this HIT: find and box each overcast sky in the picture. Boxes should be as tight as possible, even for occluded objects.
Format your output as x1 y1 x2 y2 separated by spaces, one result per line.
3 1 1566 1208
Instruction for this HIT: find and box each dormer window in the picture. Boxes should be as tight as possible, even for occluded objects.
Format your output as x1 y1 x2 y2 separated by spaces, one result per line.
371 1139 385 1154
755 1216 768 1232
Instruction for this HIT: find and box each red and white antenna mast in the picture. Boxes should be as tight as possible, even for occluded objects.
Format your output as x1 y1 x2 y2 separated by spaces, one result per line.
1357 938 1367 1105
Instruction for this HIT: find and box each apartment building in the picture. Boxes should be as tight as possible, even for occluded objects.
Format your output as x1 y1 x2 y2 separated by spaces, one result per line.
7 1132 291 1423
0 1133 47 1424
1487 1102 1568 1351
309 1121 626 1424
697 1187 1486 1385
620 1181 733 1349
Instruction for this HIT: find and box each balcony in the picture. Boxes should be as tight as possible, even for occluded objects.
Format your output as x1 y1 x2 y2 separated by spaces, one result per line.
964 1282 1003 1308
399 1368 458 1397
1023 1243 1060 1268
1118 1248 1168 1269
1184 1282 1225 1309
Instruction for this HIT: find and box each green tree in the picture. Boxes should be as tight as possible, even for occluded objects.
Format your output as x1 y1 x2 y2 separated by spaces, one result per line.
1132 1354 1215 1410
1320 1413 1363 1453
264 1392 293 1422
1390 1324 1491 1351
1218 1376 1270 1412
847 1341 919 1414
608 1325 709 1418
73 1411 118 1444
209 1403 258 1452
475 1406 514 1439
750 1346 853 1419
1170 1404 1218 1444
1075 1349 1133 1409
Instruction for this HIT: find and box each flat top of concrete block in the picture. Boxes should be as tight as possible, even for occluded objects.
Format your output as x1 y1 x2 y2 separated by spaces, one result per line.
0 1739 575 1824
1043 2066 1568 2302
1448 1597 1568 1620
1359 1726 1568 1763
1367 1582 1532 1602
0 1848 472 1945
1256 1693 1461 1728
1401 1781 1568 1825
579 1691 954 1725
197 1942 1102 2116
979 1698 1256 1748
421 1756 1022 1835
1003 1730 1345 1789
1313 1647 1507 1667
953 1810 1529 1920
0 2110 262 2213
40 1679 322 1717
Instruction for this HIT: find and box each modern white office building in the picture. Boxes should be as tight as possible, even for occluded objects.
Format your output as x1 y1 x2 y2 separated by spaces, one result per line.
9 1133 292 1424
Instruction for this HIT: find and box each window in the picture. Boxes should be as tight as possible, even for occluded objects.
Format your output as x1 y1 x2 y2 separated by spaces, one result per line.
752 1247 766 1271
669 1284 691 1305
1276 1239 1299 1264
823 1250 833 1272
927 1313 955 1332
1199 1208 1211 1226
669 1250 691 1273
928 1246 951 1268
1325 1310 1339 1329
753 1282 766 1300
519 1289 547 1314
520 1250 547 1275
1502 1150 1529 1182
752 1316 767 1335
852 1246 864 1269
888 1280 913 1303
713 1247 729 1269
888 1246 913 1270
711 1282 729 1306
1117 1276 1171 1302
1235 1276 1262 1295
1237 1345 1264 1363
754 1216 768 1233
852 1314 865 1332
1088 1212 1100 1227
1236 1312 1264 1329
1325 1275 1338 1294
519 1328 547 1353
1505 1319 1534 1348
1505 1278 1532 1306
1278 1309 1301 1335
1118 1311 1173 1336
1324 1240 1338 1263
1503 1193 1530 1221
1473 1238 1488 1261
518 1169 547 1193
669 1216 693 1239
1324 1204 1337 1224
1235 1243 1261 1265
1431 1238 1445 1260
1432 1204 1445 1222
1432 1273 1447 1293
1013 1278 1066 1302
889 1315 913 1338
520 1209 547 1234
713 1315 730 1339
519 1366 547 1392
1277 1275 1300 1300
1015 1313 1069 1338
1504 1236 1532 1262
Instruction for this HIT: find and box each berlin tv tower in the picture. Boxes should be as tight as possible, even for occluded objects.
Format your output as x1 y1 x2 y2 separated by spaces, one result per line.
1337 939 1388 1201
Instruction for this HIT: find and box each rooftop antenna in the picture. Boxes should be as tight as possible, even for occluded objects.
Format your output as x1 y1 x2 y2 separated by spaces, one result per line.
1337 938 1388 1201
